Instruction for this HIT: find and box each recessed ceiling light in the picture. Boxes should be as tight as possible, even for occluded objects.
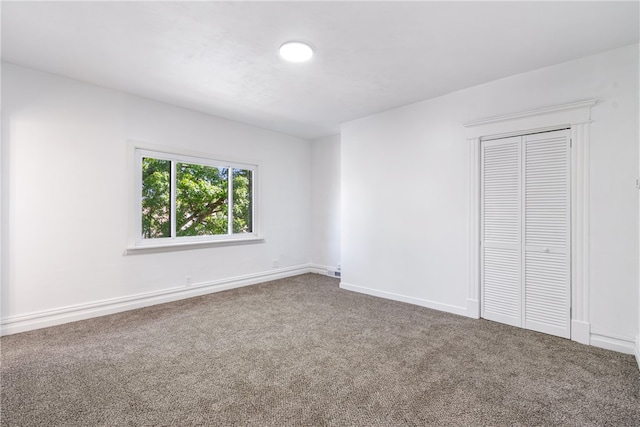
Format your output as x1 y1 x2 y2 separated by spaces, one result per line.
279 41 314 63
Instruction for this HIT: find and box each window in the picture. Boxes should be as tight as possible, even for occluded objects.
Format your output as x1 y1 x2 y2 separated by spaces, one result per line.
133 148 258 249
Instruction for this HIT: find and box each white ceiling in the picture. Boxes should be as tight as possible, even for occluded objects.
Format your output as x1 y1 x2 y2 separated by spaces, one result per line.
2 1 639 140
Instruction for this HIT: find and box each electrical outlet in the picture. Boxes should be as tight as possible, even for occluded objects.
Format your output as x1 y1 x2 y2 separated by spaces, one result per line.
186 276 192 286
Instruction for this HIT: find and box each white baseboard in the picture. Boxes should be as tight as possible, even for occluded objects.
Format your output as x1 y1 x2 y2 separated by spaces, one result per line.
466 298 480 319
340 282 469 317
5 269 638 362
571 320 590 345
308 264 328 275
308 263 341 278
590 334 636 355
1 265 313 336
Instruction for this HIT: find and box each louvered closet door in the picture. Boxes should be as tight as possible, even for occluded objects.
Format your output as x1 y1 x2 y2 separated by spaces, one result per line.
523 130 570 338
481 136 522 328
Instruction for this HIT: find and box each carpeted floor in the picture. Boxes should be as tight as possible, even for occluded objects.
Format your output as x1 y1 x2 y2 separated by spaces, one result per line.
1 273 639 426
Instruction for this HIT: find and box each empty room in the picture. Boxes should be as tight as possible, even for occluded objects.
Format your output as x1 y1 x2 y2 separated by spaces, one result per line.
1 1 639 425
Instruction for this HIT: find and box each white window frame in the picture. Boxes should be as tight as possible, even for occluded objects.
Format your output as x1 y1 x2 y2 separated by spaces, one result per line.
126 143 262 253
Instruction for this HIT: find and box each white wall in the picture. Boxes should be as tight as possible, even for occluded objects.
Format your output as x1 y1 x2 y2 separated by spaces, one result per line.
637 44 640 367
1 63 312 332
310 135 341 271
341 44 639 352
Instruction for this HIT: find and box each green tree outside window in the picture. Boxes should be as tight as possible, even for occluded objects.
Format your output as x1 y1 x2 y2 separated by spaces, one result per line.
141 157 253 239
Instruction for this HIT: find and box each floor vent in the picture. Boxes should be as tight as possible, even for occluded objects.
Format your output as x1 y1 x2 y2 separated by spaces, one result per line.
327 269 341 278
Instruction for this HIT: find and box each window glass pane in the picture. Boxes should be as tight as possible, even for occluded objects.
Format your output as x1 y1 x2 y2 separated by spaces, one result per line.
232 168 253 233
141 157 171 239
176 163 228 236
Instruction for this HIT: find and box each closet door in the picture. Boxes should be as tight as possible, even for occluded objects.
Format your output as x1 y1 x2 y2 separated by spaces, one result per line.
523 130 571 338
481 136 522 328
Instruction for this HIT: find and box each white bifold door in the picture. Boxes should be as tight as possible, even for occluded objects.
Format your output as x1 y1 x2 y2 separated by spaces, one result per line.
481 129 570 339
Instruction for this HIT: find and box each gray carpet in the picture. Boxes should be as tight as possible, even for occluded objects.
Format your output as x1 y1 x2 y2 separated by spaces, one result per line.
1 273 639 426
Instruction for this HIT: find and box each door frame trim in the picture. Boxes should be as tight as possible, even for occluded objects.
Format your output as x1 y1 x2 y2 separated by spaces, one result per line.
464 99 597 344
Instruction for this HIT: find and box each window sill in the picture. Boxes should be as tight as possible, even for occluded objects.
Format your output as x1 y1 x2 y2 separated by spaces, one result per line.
124 236 265 255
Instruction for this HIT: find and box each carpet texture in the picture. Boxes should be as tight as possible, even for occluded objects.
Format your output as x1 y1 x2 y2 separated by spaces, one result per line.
1 273 639 426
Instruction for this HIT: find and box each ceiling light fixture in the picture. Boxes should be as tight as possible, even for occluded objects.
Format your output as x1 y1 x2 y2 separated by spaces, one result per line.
279 41 314 62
